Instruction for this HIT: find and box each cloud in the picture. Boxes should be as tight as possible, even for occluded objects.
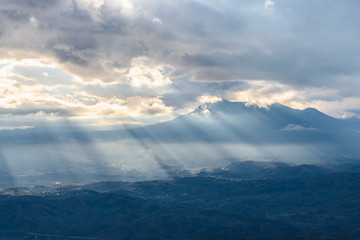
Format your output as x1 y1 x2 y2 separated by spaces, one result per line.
0 0 359 122
264 0 275 10
126 57 172 88
0 125 34 131
1 0 360 86
197 94 222 104
126 96 173 115
227 80 360 119
0 59 174 126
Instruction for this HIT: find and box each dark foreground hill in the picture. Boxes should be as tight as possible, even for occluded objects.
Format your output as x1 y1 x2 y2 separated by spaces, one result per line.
0 191 299 240
2 163 360 239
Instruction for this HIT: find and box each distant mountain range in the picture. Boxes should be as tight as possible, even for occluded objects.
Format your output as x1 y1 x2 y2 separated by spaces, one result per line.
126 100 360 143
0 100 359 187
2 100 360 147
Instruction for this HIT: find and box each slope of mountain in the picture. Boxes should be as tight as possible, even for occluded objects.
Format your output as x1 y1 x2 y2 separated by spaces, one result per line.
0 100 359 187
3 100 359 145
129 100 360 144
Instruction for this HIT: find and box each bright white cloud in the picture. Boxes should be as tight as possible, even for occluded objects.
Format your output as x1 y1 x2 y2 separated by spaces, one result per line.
0 125 34 131
307 98 360 119
126 96 173 116
197 94 222 104
0 58 174 125
228 80 360 118
152 17 162 24
230 80 297 108
264 0 275 10
126 57 172 88
80 0 104 9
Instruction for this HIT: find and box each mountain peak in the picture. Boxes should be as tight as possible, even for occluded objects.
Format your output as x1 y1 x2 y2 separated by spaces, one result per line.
192 100 289 116
184 100 345 133
192 100 336 119
192 99 240 115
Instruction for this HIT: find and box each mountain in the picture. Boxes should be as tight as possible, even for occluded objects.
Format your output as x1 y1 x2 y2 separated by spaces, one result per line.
2 100 359 147
128 100 360 144
0 100 359 187
121 100 360 164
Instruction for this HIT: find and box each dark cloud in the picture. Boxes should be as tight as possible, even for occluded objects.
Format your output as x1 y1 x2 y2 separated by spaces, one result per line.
182 47 359 86
71 0 93 21
0 106 73 117
0 9 31 22
0 0 359 119
1 0 360 83
46 34 99 67
5 0 61 9
53 48 89 66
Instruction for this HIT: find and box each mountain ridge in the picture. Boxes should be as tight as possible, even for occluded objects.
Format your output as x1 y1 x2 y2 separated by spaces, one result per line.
0 100 359 187
135 99 359 144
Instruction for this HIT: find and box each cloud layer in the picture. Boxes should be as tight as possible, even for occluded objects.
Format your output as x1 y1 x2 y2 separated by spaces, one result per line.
1 0 360 126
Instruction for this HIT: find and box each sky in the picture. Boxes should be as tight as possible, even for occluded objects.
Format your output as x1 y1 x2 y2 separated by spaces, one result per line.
1 0 360 128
